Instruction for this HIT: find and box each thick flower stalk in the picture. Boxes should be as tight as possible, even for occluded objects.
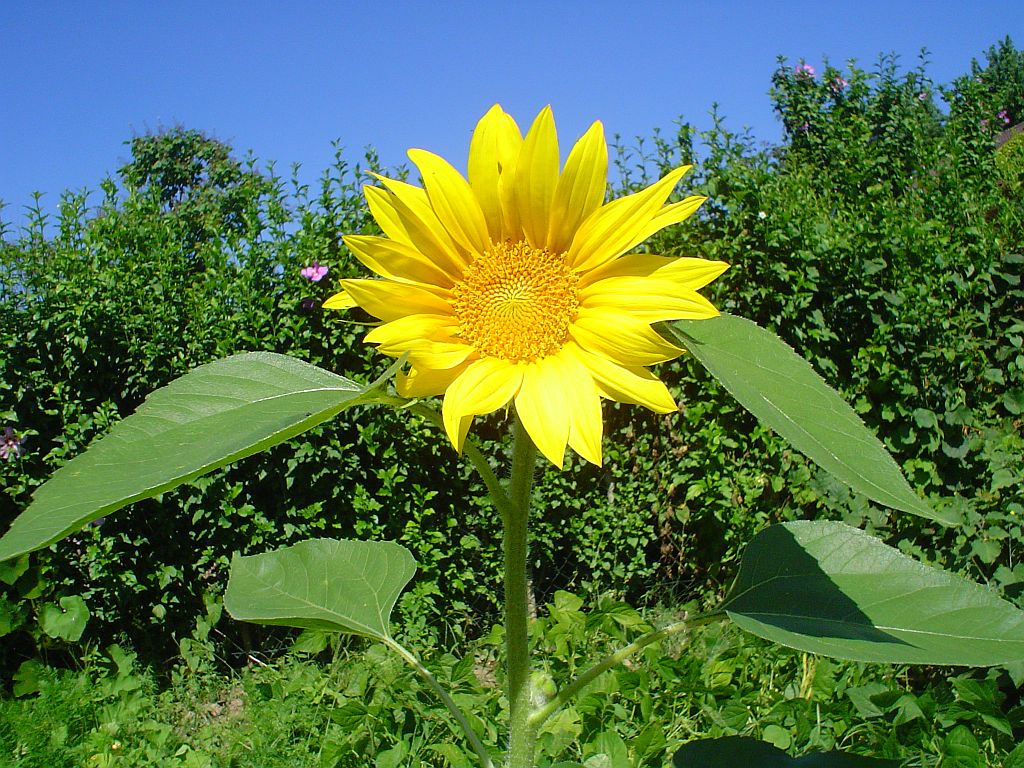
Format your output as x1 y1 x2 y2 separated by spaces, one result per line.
326 104 728 467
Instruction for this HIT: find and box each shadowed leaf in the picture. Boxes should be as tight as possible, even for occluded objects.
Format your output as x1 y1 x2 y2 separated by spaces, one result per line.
724 521 1024 665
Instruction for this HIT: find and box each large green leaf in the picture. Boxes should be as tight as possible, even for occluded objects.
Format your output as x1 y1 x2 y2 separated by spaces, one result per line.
0 353 386 562
224 538 416 640
670 314 953 525
723 521 1024 665
673 736 896 767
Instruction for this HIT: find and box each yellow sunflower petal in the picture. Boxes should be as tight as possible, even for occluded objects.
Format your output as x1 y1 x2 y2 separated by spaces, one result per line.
343 235 455 287
452 414 475 454
364 184 414 245
567 344 678 413
514 356 570 468
365 315 472 369
396 363 470 398
339 279 451 322
632 195 706 246
570 309 683 366
581 254 729 289
580 275 720 322
514 106 560 249
652 257 730 288
442 357 525 448
548 120 607 254
323 289 358 310
368 177 467 274
567 165 691 273
558 347 604 465
364 313 455 345
468 104 523 242
408 148 490 255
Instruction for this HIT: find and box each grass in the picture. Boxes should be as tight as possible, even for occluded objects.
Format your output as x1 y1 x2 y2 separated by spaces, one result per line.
1 596 1020 767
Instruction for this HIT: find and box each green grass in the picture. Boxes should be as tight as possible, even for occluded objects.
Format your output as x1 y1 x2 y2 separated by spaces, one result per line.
1 595 1020 767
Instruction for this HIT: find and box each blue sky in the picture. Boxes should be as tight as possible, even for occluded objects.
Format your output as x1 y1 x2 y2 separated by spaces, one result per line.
2 2 1021 229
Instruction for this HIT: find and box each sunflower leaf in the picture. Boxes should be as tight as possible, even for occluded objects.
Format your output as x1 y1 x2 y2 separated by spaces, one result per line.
0 353 388 562
723 521 1024 665
669 314 953 525
224 539 416 641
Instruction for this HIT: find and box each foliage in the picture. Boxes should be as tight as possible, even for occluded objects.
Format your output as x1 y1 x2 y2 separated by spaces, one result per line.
610 42 1024 606
1 596 1021 766
0 45 1023 763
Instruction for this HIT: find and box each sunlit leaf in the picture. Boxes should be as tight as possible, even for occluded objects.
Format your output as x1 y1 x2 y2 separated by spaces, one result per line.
0 352 388 562
38 595 90 642
670 314 953 525
224 538 416 641
724 521 1024 665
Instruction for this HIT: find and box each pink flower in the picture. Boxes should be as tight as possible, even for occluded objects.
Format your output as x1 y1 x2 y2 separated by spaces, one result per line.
795 62 816 78
998 109 1011 125
918 92 928 101
0 427 24 461
829 76 849 92
300 262 329 282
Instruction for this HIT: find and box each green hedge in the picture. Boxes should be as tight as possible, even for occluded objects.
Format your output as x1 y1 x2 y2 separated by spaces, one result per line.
1 39 1022 673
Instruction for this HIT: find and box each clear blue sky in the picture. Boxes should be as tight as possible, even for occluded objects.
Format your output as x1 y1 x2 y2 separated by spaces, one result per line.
2 1 1021 229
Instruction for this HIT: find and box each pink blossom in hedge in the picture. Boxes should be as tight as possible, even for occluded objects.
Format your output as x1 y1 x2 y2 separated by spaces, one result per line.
300 262 329 282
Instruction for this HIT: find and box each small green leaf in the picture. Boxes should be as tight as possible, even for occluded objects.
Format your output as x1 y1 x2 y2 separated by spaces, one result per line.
670 315 953 524
0 596 21 636
39 595 90 642
762 725 791 750
1003 389 1024 415
1004 741 1024 768
724 521 1024 665
13 660 44 698
0 555 28 585
673 736 896 766
289 629 333 655
0 353 389 562
224 538 416 641
942 726 983 768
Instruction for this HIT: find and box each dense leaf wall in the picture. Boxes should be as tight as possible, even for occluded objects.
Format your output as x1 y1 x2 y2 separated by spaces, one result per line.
0 42 1021 670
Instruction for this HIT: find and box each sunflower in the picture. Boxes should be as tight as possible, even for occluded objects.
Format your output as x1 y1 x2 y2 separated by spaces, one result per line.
326 105 728 468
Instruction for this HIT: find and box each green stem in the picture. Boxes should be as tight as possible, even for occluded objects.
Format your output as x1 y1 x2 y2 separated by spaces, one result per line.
504 416 538 768
527 611 725 731
405 402 540 765
382 636 495 768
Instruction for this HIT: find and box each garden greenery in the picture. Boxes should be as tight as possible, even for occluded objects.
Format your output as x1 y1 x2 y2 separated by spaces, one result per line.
1 38 1023 766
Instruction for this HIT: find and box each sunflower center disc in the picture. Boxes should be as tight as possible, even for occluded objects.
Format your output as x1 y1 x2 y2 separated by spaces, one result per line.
452 240 580 362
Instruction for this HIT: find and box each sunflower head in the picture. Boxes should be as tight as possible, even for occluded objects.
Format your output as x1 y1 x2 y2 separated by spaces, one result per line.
326 105 728 468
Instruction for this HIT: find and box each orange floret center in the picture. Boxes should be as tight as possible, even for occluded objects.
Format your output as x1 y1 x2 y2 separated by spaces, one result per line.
452 240 580 362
